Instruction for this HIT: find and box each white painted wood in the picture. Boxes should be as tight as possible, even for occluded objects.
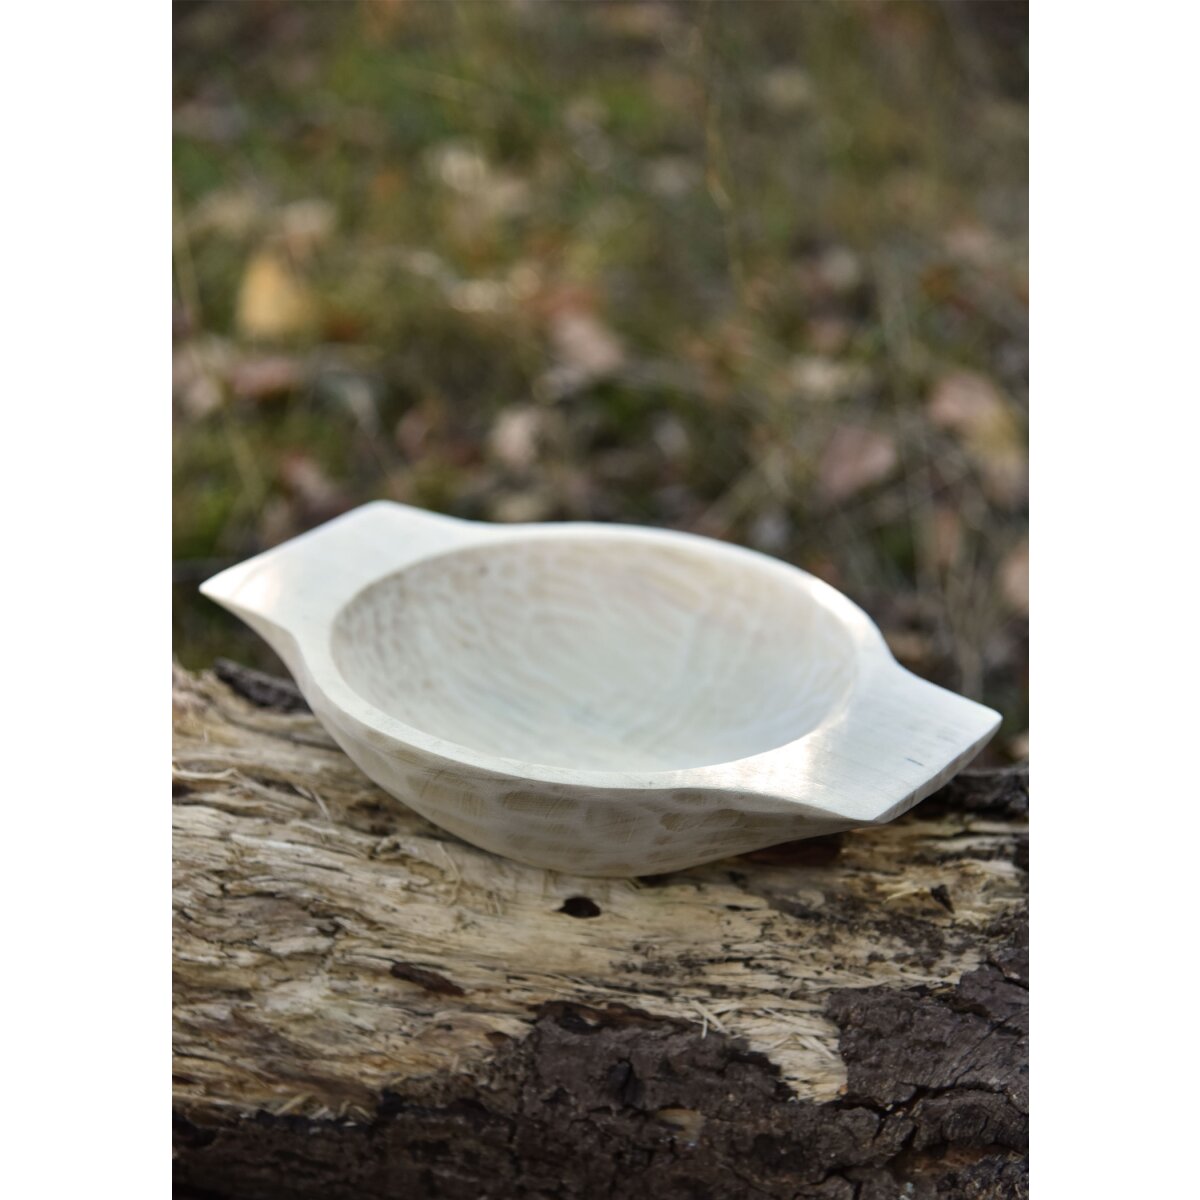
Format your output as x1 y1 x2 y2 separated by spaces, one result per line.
201 501 999 875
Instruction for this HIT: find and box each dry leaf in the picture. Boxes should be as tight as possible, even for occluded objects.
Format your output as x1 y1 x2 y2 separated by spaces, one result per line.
176 372 222 420
944 222 1004 268
259 495 300 548
594 2 678 40
429 141 489 192
449 279 509 315
174 99 247 144
279 198 337 258
427 141 529 224
187 186 265 240
817 424 898 502
807 316 853 355
884 629 934 669
928 370 1010 439
815 245 863 294
395 406 434 461
980 446 1026 507
173 336 234 419
1000 538 1029 616
759 66 815 113
927 370 1026 505
652 414 690 462
362 0 408 37
749 506 790 554
551 310 624 378
228 355 304 402
645 155 701 200
538 299 626 399
930 505 963 569
788 355 869 403
322 372 380 435
490 489 555 524
278 453 344 522
489 406 543 472
235 250 319 341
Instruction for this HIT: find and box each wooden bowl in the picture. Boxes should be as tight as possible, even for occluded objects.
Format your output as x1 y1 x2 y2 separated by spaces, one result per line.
201 502 998 876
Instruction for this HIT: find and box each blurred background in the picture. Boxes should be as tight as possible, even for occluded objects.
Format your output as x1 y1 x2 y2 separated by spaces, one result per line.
173 0 1027 761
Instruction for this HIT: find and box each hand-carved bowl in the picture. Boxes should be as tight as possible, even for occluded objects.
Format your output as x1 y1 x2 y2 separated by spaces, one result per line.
202 501 999 876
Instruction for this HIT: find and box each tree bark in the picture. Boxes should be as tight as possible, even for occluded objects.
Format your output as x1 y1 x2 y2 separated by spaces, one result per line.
173 663 1028 1199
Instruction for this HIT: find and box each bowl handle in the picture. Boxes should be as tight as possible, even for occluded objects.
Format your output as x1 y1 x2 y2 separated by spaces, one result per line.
199 501 484 661
728 663 1002 826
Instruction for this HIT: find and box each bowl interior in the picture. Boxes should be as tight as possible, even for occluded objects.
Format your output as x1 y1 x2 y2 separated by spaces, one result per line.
331 534 858 772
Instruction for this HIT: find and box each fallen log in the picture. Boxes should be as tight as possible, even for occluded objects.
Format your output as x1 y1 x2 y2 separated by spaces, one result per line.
173 662 1028 1199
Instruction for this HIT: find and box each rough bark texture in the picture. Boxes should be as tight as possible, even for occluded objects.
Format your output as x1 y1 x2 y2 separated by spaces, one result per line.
173 662 1028 1199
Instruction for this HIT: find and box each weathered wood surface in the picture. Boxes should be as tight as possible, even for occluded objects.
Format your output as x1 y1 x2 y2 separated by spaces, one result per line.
173 662 1028 1199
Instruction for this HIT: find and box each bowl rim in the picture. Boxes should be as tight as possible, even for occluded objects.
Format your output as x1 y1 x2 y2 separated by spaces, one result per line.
310 520 898 791
202 503 998 816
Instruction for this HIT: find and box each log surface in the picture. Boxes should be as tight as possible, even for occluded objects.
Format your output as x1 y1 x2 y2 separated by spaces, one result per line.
173 663 1028 1199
